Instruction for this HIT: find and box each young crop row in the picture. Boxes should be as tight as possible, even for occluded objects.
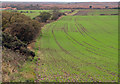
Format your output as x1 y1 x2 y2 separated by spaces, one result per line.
35 15 118 82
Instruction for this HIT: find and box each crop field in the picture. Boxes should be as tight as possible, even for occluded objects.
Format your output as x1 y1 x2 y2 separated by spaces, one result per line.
73 9 118 16
34 13 118 82
15 9 118 19
17 9 118 19
17 10 71 19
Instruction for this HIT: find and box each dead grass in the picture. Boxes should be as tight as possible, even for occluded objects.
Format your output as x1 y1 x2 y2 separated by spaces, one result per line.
2 48 28 82
27 42 35 52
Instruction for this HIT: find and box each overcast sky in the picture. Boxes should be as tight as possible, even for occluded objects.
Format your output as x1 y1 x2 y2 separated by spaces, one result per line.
0 0 119 2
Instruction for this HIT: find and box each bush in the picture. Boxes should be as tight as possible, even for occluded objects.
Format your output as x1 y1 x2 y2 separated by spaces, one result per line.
2 32 35 57
51 12 65 20
34 12 51 22
2 11 41 44
2 32 26 50
51 7 66 20
7 20 41 44
2 11 41 57
2 11 31 31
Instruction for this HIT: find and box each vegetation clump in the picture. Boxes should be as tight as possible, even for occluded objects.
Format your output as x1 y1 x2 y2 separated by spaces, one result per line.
34 7 66 22
33 12 51 22
51 7 66 20
2 11 41 57
2 32 35 57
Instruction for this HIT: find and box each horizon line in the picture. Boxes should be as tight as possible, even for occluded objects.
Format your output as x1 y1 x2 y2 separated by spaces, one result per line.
1 1 119 2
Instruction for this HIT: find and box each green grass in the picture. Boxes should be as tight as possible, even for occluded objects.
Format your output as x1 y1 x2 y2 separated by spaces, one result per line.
60 10 71 12
35 15 118 82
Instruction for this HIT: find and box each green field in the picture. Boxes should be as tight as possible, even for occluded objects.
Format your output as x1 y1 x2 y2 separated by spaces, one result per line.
17 9 118 19
17 10 71 19
17 10 50 19
34 15 118 82
72 9 118 16
88 9 118 15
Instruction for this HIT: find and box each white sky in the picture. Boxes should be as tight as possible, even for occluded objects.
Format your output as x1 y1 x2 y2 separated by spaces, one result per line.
0 0 119 2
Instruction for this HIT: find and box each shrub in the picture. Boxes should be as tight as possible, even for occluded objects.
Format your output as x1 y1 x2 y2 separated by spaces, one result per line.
51 12 65 20
34 12 51 22
7 20 41 44
51 7 66 20
2 11 41 44
2 32 35 57
2 32 26 50
2 11 31 31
